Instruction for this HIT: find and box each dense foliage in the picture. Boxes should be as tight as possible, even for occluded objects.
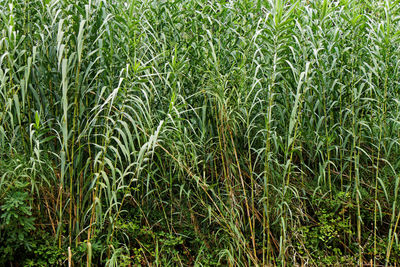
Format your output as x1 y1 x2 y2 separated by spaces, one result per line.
1 0 400 265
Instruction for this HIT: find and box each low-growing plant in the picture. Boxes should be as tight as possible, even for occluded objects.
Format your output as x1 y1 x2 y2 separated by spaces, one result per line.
0 182 35 263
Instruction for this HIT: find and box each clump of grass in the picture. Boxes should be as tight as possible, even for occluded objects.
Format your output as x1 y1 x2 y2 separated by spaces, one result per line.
1 0 400 265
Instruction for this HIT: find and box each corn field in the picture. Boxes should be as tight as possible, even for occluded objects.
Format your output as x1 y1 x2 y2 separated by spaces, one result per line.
1 0 400 266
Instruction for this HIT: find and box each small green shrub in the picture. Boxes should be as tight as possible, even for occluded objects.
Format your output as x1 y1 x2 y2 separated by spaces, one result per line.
0 181 35 264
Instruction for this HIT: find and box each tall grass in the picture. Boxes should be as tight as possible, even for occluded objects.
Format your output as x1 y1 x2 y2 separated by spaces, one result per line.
1 0 400 265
